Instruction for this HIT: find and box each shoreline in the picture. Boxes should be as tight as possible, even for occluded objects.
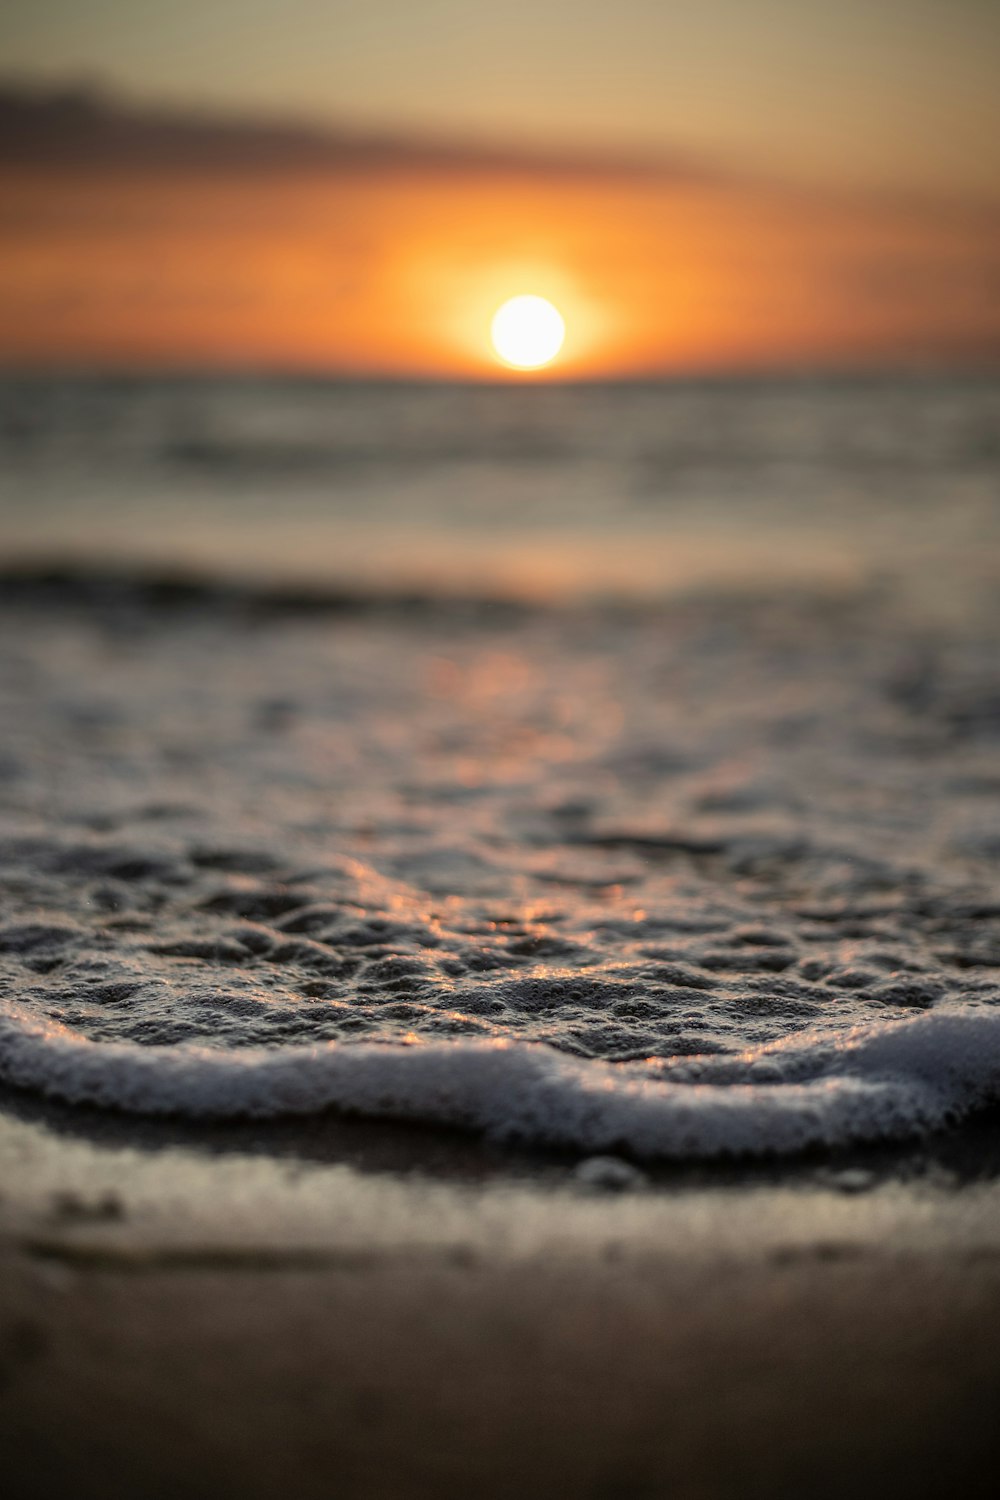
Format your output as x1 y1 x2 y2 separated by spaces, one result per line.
3 369 999 1498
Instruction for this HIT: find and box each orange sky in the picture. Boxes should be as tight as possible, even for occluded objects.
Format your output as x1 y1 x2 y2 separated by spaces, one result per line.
2 1 998 375
2 154 998 377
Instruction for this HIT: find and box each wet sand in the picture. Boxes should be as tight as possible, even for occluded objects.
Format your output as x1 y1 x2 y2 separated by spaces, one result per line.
3 1096 1000 1500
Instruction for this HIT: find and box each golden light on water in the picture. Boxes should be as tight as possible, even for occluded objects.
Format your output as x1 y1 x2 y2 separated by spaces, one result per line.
491 295 566 370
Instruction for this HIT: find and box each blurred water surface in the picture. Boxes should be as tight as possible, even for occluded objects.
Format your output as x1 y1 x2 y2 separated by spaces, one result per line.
1 374 998 610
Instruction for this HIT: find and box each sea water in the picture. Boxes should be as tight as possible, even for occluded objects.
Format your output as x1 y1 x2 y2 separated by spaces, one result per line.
1 374 998 1156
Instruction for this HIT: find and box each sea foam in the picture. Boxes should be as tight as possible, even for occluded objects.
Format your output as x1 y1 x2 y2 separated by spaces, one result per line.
2 1001 997 1157
2 405 999 1163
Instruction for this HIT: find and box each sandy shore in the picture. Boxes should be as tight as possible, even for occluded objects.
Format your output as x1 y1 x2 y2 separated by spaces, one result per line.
3 1095 1000 1500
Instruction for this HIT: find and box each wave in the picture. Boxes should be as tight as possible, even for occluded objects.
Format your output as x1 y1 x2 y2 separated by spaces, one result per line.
2 1001 998 1158
0 563 540 619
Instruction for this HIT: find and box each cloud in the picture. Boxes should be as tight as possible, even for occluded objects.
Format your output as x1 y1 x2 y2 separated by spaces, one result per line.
0 79 717 184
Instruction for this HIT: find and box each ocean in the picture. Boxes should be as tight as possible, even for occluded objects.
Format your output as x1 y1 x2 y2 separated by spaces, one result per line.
1 372 999 1157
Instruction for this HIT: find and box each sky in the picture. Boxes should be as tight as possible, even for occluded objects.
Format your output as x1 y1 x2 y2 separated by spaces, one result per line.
3 0 999 196
1 1 998 375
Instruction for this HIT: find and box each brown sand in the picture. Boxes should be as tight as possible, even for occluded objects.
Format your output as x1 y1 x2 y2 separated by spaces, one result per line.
3 1100 1000 1499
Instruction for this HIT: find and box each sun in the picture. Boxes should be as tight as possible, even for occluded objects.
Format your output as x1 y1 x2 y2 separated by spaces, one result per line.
491 295 565 370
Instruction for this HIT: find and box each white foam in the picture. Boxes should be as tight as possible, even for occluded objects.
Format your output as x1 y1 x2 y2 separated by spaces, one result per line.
1 1000 997 1158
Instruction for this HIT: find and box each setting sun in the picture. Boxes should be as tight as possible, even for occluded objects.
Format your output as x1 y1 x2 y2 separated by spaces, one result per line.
491 295 566 370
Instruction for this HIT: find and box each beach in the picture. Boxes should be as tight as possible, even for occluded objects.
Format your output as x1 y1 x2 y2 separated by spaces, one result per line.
1 374 999 1495
4 1094 1000 1499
